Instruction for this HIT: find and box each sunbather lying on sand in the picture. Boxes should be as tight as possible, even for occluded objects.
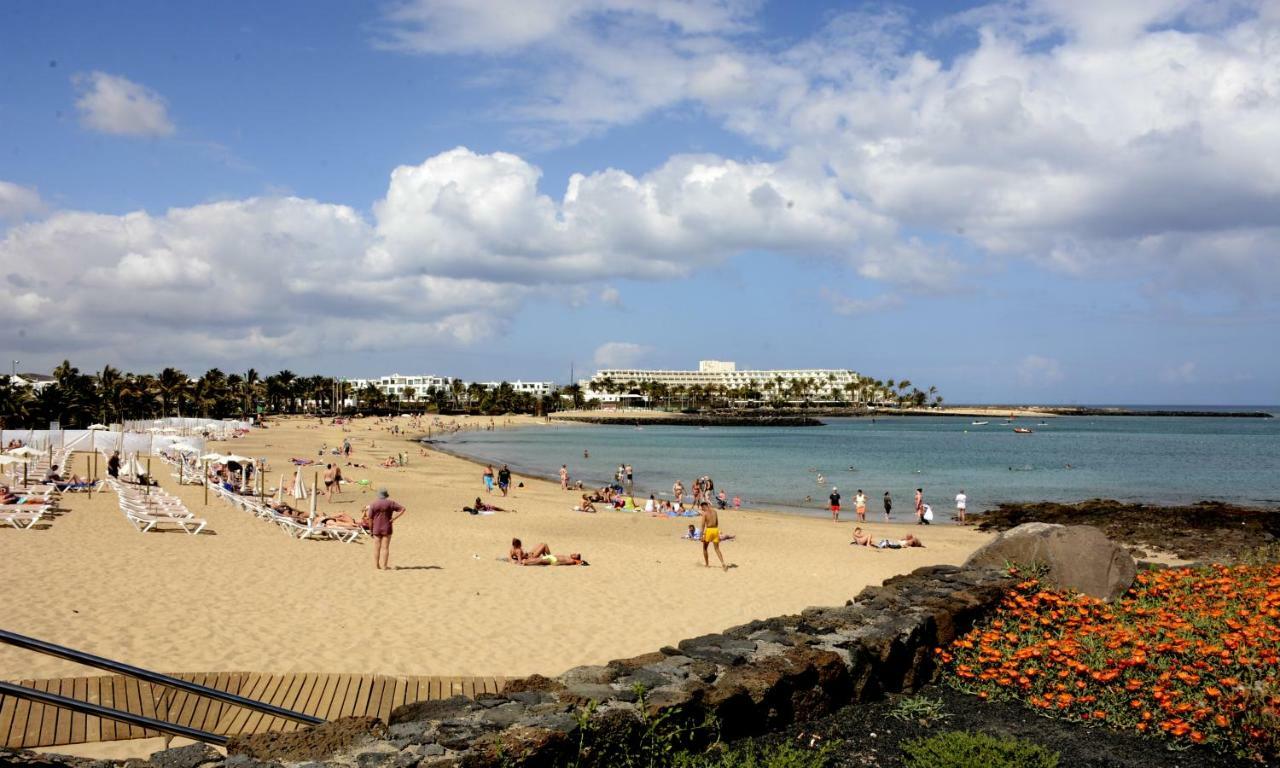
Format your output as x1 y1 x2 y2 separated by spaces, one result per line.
317 513 359 528
466 497 514 514
509 538 550 563
522 551 588 566
380 457 398 468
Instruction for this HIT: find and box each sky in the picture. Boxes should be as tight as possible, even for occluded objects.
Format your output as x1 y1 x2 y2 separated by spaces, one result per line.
1 0 1278 405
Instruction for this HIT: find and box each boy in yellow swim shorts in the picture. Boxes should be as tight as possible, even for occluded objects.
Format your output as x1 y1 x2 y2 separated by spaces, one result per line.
698 502 727 571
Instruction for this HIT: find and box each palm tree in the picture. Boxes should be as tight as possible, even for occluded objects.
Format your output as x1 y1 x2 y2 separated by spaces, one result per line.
156 367 188 417
95 365 123 424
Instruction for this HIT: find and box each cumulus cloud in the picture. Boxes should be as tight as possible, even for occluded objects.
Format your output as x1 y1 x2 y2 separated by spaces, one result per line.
381 1 1280 302
0 146 884 366
1016 354 1064 386
0 181 45 220
593 341 651 368
73 72 175 137
600 286 623 307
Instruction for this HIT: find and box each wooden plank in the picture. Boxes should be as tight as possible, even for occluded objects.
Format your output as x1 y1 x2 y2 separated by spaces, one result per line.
112 674 141 739
122 675 146 739
186 674 215 736
31 678 57 748
321 674 354 722
388 677 407 721
6 681 34 748
173 673 204 736
83 675 104 743
366 676 388 719
197 672 232 734
273 672 310 732
69 676 88 744
0 688 21 748
241 673 288 734
53 678 74 746
217 672 266 735
301 673 331 720
277 673 317 732
430 677 442 701
407 677 425 705
349 675 375 720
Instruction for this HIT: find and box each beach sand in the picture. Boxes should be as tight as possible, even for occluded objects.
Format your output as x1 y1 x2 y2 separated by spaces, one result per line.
0 415 991 683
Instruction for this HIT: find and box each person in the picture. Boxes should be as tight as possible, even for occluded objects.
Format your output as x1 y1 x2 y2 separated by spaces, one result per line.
732 495 741 509
559 464 569 491
107 451 120 479
509 538 550 563
323 463 338 502
644 494 657 514
883 490 892 521
343 438 351 457
522 551 588 566
915 488 925 525
716 489 727 510
577 494 597 513
482 465 495 494
955 489 968 523
698 501 727 571
877 534 925 549
583 449 589 459
365 488 405 570
850 526 874 546
380 456 398 468
497 465 512 496
625 464 634 492
855 489 867 522
466 496 514 514
683 524 700 540
828 487 841 522
921 503 933 524
673 480 685 505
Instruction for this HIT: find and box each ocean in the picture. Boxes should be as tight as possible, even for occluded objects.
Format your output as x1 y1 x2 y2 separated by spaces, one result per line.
433 410 1280 517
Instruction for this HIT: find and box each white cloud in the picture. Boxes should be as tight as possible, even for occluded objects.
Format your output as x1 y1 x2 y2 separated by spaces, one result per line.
0 181 45 220
820 288 903 315
593 341 650 368
1016 354 1064 386
73 72 175 137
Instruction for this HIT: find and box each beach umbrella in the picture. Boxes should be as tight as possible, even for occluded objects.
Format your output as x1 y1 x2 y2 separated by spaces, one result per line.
0 456 24 466
123 453 144 479
221 454 254 464
309 485 318 519
87 424 110 430
199 453 225 462
7 446 40 458
274 474 285 504
291 468 310 500
170 443 198 453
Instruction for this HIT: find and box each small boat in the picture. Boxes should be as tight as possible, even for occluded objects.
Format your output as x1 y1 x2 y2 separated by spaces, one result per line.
971 420 989 426
1013 427 1034 434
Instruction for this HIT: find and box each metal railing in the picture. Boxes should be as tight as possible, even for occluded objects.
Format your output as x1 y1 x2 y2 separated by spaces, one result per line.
0 628 323 745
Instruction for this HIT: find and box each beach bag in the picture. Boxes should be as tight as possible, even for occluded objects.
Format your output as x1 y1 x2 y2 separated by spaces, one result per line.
923 505 934 522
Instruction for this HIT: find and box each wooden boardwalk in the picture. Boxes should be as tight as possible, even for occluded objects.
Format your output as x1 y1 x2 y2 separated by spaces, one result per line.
0 673 507 749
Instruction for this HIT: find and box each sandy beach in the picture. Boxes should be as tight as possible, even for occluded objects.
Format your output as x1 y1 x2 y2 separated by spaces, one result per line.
0 416 991 682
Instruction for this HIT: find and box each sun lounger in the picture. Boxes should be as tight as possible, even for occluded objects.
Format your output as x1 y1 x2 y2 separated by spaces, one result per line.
123 509 207 535
0 505 51 529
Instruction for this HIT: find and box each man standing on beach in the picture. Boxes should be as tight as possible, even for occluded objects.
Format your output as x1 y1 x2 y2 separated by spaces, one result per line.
366 488 405 570
855 489 867 522
498 464 512 497
829 487 841 521
559 464 569 491
698 502 727 571
883 491 892 520
955 489 967 523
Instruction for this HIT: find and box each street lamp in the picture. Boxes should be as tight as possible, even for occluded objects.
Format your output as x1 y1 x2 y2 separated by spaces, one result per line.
10 360 17 380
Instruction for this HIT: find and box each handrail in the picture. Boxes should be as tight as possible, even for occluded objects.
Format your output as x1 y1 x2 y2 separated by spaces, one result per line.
0 681 228 746
0 628 323 726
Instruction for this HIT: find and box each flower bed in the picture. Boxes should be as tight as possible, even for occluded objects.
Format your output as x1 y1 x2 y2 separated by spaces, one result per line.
937 564 1280 761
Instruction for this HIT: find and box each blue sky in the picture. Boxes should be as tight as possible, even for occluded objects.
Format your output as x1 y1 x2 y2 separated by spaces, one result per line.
1 0 1277 404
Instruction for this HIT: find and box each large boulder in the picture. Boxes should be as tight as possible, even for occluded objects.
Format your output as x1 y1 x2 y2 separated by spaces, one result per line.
965 523 1136 601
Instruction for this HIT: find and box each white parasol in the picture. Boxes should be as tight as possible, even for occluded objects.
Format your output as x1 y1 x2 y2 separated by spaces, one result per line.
291 467 310 500
199 453 225 462
87 424 110 430
7 446 40 458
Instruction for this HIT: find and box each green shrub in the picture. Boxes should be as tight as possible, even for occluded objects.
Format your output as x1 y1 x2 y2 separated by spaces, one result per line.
901 731 1059 768
676 739 837 768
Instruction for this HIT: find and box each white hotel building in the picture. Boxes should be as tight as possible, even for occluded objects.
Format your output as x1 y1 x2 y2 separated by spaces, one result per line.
345 374 555 403
582 360 862 403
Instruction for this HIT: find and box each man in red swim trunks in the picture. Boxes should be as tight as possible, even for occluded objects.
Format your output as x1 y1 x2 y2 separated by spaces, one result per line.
366 488 406 570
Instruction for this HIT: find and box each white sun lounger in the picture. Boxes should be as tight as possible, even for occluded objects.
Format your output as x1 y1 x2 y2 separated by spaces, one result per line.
124 509 207 535
0 505 51 529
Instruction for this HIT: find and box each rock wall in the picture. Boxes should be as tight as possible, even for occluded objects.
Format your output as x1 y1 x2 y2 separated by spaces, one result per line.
15 564 1014 768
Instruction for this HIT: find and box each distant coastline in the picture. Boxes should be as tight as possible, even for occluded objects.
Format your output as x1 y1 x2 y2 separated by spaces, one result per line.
547 406 1273 424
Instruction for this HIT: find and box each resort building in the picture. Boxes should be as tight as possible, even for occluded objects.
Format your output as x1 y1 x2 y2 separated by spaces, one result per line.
475 380 556 398
582 360 863 403
7 373 56 392
345 374 458 402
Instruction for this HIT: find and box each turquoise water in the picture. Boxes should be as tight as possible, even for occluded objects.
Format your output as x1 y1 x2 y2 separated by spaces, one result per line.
434 412 1280 517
